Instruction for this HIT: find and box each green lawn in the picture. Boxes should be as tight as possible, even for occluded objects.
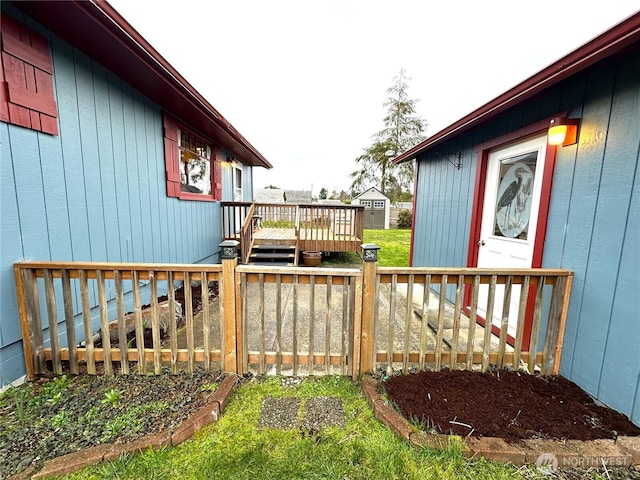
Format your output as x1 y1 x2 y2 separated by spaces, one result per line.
363 228 411 267
61 376 546 480
320 228 411 268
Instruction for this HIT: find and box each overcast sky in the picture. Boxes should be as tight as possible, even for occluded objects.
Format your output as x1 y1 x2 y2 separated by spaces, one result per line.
107 0 638 196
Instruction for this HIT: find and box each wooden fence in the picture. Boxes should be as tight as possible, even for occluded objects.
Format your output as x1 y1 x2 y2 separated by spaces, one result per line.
14 248 573 381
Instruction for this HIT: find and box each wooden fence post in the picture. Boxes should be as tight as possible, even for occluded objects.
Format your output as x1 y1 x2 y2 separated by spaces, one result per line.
220 240 240 373
14 265 35 381
359 243 380 374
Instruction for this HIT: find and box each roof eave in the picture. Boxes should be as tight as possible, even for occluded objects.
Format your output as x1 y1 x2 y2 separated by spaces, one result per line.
394 10 640 164
11 0 272 169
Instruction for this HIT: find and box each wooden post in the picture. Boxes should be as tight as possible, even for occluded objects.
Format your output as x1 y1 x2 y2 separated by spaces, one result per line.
220 240 239 373
14 265 35 381
359 243 379 374
552 273 573 374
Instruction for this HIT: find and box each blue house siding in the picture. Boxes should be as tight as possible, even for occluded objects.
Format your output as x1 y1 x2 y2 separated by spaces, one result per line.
0 9 231 385
411 49 640 424
545 53 640 424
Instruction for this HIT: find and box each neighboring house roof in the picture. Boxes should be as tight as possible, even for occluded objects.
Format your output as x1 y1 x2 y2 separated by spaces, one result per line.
254 189 286 204
285 190 313 204
394 10 640 164
11 0 272 169
254 189 313 204
353 186 389 200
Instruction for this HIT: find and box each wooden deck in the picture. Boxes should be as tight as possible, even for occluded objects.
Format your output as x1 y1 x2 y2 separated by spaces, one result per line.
253 228 362 252
222 203 366 261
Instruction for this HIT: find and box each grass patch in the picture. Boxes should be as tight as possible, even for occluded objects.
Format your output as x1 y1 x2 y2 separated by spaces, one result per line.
61 376 546 480
319 229 411 268
364 229 411 267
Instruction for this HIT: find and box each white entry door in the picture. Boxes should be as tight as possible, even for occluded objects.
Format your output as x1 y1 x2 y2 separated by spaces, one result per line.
477 134 547 336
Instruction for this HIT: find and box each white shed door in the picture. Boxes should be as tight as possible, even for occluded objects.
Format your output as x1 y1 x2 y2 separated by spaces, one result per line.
477 134 547 335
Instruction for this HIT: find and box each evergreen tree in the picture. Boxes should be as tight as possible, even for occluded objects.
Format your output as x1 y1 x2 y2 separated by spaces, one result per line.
350 69 427 202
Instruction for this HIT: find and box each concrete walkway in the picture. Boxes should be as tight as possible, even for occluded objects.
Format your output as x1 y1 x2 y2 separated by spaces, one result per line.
172 277 510 375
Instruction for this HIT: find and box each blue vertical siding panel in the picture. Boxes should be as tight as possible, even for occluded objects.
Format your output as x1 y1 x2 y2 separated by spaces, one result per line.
593 59 640 421
146 101 168 262
74 52 107 261
167 198 178 264
202 202 209 261
0 124 25 347
39 130 72 260
544 79 588 376
181 200 189 263
453 149 473 266
121 89 144 262
418 160 431 265
428 161 438 265
107 74 133 263
600 170 639 422
10 128 50 261
143 99 162 262
564 68 616 394
546 141 581 376
132 94 152 262
448 154 462 266
53 40 91 261
442 157 455 267
432 160 444 265
92 64 121 261
0 342 27 385
414 159 429 265
9 128 54 339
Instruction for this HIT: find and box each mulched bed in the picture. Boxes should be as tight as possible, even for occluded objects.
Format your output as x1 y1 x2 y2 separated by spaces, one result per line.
383 369 640 441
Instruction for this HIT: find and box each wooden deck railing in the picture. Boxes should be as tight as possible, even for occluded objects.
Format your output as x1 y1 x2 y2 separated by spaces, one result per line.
14 249 573 380
239 203 256 264
222 202 365 254
297 204 365 252
254 203 298 227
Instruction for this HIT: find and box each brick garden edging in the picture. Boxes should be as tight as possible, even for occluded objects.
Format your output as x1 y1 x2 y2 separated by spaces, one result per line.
361 376 640 469
10 375 239 480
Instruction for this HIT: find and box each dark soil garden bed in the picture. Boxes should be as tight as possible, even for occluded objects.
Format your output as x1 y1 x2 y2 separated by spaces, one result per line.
94 282 218 349
383 369 640 441
0 369 223 479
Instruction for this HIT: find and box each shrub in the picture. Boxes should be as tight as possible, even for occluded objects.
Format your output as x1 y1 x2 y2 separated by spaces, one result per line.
397 210 412 229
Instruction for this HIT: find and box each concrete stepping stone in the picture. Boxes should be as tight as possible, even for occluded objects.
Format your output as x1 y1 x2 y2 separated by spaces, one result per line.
301 396 345 430
258 396 345 430
258 397 301 429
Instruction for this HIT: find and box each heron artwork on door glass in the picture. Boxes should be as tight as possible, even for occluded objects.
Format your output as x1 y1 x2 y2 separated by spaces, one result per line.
493 151 537 239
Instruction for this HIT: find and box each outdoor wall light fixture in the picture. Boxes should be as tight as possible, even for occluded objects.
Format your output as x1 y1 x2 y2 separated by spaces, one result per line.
548 117 580 146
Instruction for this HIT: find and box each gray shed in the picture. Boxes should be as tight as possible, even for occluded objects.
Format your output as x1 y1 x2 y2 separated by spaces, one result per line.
352 187 390 229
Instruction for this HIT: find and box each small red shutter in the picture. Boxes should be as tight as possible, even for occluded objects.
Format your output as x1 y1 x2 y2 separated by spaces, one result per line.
0 15 58 135
212 148 222 200
163 112 181 197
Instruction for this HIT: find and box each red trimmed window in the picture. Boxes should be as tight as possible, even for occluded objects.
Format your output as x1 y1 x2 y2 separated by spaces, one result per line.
0 14 58 135
163 112 222 200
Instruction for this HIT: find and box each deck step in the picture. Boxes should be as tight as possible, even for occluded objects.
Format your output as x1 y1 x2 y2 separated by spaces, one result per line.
250 252 295 260
250 261 294 267
252 244 296 251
